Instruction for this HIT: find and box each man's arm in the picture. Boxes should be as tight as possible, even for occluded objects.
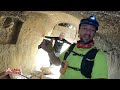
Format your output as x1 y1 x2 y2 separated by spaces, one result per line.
40 39 61 66
48 52 61 66
91 50 108 79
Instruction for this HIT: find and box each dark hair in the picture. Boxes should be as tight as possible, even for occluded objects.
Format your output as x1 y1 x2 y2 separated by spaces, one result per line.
79 16 99 30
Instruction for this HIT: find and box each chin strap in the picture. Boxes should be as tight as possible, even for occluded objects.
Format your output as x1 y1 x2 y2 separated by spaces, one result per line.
77 40 94 48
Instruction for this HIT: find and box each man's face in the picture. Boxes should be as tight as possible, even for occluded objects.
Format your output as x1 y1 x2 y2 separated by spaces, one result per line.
78 24 96 44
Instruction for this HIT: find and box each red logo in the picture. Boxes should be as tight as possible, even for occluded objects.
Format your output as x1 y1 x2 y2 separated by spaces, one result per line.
5 68 21 74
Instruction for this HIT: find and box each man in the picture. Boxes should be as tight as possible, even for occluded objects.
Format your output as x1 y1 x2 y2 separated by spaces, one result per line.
40 16 108 79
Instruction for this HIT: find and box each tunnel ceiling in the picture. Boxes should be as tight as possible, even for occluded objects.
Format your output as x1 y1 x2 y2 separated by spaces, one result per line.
0 11 120 50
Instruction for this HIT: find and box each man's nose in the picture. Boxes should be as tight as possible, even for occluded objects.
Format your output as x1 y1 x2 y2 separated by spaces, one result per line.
85 29 91 34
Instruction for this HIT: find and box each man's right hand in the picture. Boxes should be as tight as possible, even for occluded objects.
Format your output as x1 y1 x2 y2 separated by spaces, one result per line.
40 39 54 53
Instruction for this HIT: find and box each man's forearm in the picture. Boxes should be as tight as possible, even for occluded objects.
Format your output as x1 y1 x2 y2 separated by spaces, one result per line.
48 52 61 66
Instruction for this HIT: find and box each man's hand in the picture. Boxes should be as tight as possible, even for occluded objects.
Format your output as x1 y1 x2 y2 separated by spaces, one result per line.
40 39 54 53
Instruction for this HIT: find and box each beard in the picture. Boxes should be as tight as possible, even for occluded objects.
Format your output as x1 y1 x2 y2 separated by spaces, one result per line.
80 34 93 44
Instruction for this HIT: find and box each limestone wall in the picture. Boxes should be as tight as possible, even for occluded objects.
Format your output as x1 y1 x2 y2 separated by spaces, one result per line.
0 11 120 79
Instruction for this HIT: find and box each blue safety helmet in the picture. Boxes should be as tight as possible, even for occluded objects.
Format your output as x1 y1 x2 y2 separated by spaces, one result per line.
79 16 99 30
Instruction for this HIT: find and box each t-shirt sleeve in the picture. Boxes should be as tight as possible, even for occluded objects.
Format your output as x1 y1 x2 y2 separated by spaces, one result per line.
91 50 108 79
